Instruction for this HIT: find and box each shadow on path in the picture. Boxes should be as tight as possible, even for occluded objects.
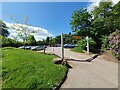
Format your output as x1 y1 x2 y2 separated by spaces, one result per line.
65 54 98 62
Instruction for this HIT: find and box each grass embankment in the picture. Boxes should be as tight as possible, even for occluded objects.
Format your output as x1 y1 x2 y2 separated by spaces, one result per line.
71 47 84 53
2 47 67 89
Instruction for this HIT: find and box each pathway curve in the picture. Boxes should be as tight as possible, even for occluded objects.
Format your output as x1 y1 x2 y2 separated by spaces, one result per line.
45 47 118 88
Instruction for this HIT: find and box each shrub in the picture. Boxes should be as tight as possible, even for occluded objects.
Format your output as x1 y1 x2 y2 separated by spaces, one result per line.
77 37 96 51
89 37 97 51
1 35 10 47
78 38 86 50
1 35 23 47
101 35 110 50
108 30 120 59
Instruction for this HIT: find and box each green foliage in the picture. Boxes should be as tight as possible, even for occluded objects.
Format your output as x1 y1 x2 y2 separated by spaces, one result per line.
51 38 56 45
63 33 72 44
112 1 120 30
1 35 23 47
27 35 36 46
91 1 120 48
78 37 96 51
89 37 97 51
55 35 61 44
37 39 47 45
91 1 112 19
37 33 73 46
1 36 10 47
90 2 114 48
2 47 67 88
78 38 86 50
0 20 9 37
70 1 120 50
46 37 50 45
70 8 93 37
101 35 109 50
10 16 38 46
108 30 120 59
46 37 53 46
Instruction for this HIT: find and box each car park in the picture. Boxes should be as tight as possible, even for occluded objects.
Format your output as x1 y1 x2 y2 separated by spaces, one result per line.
18 46 31 50
25 46 31 50
18 46 25 49
64 44 75 48
31 46 44 51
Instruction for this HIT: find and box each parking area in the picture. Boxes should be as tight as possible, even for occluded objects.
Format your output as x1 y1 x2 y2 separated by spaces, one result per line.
18 45 45 51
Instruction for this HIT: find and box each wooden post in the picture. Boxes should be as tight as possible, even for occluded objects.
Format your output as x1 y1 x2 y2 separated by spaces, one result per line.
86 36 89 54
44 45 46 54
61 33 64 61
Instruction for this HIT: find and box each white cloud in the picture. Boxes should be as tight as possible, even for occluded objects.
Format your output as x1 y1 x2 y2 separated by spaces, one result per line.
87 0 119 12
4 22 53 41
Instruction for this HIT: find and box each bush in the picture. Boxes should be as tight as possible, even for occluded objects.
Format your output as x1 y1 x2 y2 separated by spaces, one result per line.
89 37 96 51
1 35 23 47
77 37 96 51
78 38 86 50
101 35 110 50
1 35 10 47
108 30 120 59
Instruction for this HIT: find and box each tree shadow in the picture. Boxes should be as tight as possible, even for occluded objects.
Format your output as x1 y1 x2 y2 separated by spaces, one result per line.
91 49 105 55
65 54 99 62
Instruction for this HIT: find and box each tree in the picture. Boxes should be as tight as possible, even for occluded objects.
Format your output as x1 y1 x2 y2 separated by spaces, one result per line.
27 35 36 46
1 35 10 47
78 37 96 51
37 39 47 45
91 1 117 48
112 1 120 30
0 20 9 37
46 37 50 45
70 1 120 50
70 8 93 37
1 35 22 47
10 16 37 48
51 38 56 45
11 35 19 42
91 1 113 19
49 37 53 46
91 1 113 34
63 33 73 44
54 35 61 44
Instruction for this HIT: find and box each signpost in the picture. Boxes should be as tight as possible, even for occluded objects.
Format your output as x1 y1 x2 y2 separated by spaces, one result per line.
72 36 81 39
61 33 64 61
86 36 89 54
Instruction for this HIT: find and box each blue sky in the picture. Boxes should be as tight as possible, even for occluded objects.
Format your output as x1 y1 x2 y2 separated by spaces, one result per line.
2 2 90 40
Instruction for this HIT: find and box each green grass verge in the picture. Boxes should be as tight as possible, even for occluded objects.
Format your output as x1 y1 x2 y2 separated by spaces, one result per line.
71 47 84 53
2 47 67 89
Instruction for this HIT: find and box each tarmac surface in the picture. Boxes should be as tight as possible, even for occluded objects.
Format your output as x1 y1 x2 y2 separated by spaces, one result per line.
44 47 118 88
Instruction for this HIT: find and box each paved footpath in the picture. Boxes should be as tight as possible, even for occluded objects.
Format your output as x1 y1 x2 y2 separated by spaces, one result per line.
45 47 118 88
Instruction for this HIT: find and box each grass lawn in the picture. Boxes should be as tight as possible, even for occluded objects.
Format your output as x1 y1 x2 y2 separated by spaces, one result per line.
2 47 67 89
71 47 84 53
